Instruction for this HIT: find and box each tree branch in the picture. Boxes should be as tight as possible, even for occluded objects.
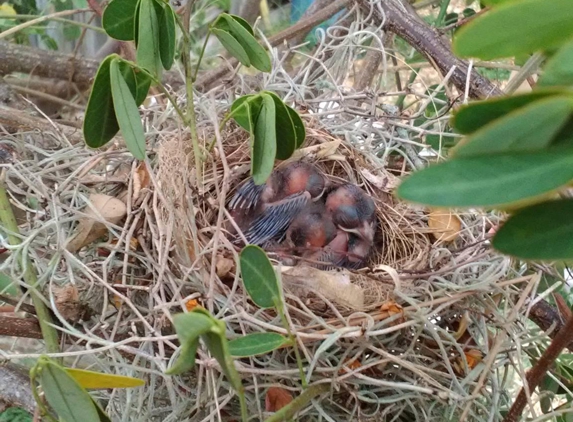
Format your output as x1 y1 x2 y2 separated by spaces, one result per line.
354 0 502 99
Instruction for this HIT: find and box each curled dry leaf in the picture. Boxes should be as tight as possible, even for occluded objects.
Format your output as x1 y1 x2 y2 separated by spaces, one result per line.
454 349 483 375
265 386 293 412
184 298 200 311
339 358 362 374
66 194 127 253
427 208 462 242
133 162 151 202
379 301 405 325
54 284 88 322
216 255 235 278
281 266 365 311
359 168 387 190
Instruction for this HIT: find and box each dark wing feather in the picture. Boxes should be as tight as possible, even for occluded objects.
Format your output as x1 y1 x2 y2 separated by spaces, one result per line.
228 178 265 210
245 193 310 245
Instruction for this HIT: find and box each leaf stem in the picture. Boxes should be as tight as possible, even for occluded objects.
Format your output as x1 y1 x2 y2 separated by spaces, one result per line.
276 299 307 389
0 175 60 355
263 383 330 422
193 30 211 81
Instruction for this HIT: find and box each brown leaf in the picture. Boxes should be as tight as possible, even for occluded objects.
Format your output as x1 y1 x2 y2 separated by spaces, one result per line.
339 358 362 374
66 194 127 253
185 299 201 312
216 256 235 278
379 301 405 325
133 162 151 202
54 285 87 322
265 387 293 412
428 208 462 242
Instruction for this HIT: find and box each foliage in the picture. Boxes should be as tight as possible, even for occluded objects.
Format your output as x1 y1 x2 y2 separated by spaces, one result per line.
397 0 573 261
29 356 144 421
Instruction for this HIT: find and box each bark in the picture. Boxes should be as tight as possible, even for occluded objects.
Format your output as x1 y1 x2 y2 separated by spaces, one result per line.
0 363 36 414
0 315 43 338
354 0 502 99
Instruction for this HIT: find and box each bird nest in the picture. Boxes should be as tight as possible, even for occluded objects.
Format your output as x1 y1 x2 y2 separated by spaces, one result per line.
0 22 541 422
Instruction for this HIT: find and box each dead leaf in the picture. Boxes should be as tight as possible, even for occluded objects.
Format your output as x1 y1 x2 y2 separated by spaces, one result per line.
133 162 151 202
454 349 483 375
281 266 364 311
265 387 293 412
379 301 405 325
216 256 235 278
66 194 127 253
339 358 362 374
54 285 87 322
185 299 200 311
428 208 462 242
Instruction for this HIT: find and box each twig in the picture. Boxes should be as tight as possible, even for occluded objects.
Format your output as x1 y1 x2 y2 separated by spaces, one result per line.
0 315 43 338
504 314 573 422
353 0 503 99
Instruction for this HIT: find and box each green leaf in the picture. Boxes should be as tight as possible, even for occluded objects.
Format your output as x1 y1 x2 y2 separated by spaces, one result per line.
231 94 263 132
166 312 214 375
110 59 146 160
452 96 573 157
117 60 150 106
136 0 162 77
218 13 271 72
83 56 120 148
492 199 573 260
212 27 251 67
240 245 280 308
65 368 145 389
539 40 573 88
265 92 296 160
453 0 573 60
37 357 102 422
155 0 176 70
452 89 564 134
286 106 306 148
226 13 254 35
102 0 138 41
228 333 287 357
426 133 457 150
0 407 32 422
396 150 573 208
0 273 18 296
252 94 277 185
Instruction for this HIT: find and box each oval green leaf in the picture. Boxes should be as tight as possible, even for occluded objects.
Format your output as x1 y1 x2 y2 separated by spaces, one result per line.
492 199 573 260
219 13 271 72
539 40 573 88
212 27 251 67
240 245 280 308
155 0 176 70
65 368 145 389
136 0 162 78
452 96 573 157
228 333 287 357
83 55 120 148
286 105 306 148
231 94 262 131
453 0 573 60
227 14 254 35
110 59 146 160
116 60 150 106
252 93 277 185
265 92 296 160
166 312 214 375
452 89 564 134
102 0 138 41
0 273 18 296
200 325 243 392
38 358 101 422
396 150 573 208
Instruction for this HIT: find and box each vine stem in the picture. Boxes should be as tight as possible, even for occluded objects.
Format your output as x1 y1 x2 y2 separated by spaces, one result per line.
276 298 308 389
180 0 203 185
0 174 60 355
193 31 211 82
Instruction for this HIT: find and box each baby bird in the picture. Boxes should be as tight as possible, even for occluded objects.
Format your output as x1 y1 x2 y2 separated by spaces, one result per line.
325 184 376 243
228 162 328 246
